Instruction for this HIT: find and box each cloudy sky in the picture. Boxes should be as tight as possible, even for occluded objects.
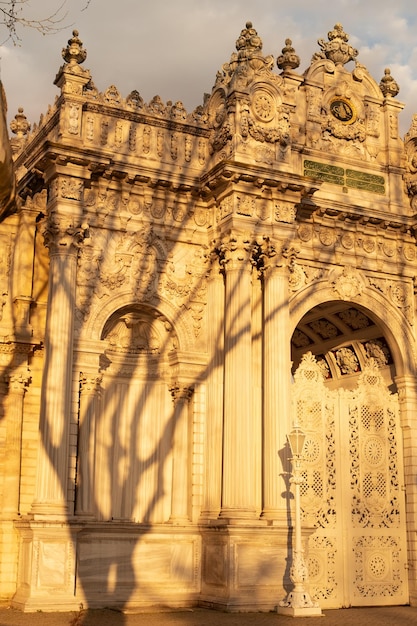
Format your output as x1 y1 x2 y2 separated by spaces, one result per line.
1 0 417 134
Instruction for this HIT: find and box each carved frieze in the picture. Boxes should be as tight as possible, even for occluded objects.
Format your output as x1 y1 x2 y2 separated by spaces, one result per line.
367 275 413 324
289 263 325 292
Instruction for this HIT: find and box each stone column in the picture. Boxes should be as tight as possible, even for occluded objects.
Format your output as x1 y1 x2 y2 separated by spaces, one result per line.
261 241 294 520
75 373 102 517
169 384 194 523
31 191 85 518
200 250 224 521
219 231 257 521
2 369 30 516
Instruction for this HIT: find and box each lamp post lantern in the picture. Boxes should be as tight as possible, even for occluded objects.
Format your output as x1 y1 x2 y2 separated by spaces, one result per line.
277 425 322 617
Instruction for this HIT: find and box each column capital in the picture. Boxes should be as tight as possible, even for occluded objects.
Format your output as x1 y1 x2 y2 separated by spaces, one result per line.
5 368 31 393
257 236 300 277
42 212 87 255
79 373 103 396
215 230 256 271
169 384 194 404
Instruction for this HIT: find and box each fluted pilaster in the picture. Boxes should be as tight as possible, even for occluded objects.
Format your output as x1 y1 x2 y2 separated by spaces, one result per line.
2 369 30 516
169 384 194 523
75 373 102 517
200 252 224 521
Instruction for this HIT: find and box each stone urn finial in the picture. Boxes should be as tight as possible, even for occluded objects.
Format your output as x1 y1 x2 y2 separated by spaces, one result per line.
317 23 358 66
277 38 300 72
379 68 400 98
10 107 30 138
235 21 263 60
62 29 87 66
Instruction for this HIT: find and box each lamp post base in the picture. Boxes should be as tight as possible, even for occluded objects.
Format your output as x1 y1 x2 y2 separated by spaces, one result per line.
277 590 322 617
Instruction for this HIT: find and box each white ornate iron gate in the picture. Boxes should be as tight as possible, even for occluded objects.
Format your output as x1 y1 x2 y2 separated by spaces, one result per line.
292 353 409 608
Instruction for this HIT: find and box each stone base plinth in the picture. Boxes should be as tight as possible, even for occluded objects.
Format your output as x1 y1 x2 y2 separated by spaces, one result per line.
12 518 80 612
199 522 290 612
12 519 201 612
277 605 323 617
0 519 19 601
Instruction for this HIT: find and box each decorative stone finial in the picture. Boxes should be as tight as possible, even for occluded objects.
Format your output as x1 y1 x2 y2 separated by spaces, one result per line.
10 107 30 137
62 29 87 66
277 38 300 72
317 23 358 66
379 68 400 98
235 21 263 59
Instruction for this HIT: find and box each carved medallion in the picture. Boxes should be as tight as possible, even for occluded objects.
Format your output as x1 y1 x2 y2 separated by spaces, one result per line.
341 232 355 249
252 91 275 122
330 98 356 124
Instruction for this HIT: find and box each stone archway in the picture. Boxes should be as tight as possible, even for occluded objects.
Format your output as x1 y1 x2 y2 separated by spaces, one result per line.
290 302 409 608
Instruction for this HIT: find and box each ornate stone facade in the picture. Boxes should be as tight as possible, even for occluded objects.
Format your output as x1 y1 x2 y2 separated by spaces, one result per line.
1 22 417 613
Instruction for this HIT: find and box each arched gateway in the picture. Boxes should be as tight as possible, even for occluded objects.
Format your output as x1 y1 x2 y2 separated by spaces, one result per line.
1 21 417 614
291 298 410 608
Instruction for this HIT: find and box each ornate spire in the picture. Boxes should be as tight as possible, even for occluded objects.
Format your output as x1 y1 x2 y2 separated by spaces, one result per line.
277 38 300 72
379 68 400 98
235 21 263 60
62 29 87 67
317 23 358 66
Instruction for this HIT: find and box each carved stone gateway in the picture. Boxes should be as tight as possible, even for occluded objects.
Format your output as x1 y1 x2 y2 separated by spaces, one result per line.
1 21 417 614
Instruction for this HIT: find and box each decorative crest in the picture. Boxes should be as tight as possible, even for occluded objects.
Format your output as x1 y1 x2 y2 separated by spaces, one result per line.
277 38 300 72
62 30 87 67
293 351 325 385
317 23 358 66
379 68 400 98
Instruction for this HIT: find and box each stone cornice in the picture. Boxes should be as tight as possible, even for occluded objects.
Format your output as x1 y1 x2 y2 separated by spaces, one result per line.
300 198 417 234
200 160 320 199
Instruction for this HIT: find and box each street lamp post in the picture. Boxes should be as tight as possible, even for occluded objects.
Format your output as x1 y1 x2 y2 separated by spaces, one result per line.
277 425 322 617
